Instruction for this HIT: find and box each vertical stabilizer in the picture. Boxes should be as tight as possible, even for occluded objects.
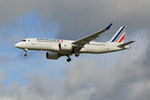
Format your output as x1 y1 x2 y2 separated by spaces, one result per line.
109 26 126 43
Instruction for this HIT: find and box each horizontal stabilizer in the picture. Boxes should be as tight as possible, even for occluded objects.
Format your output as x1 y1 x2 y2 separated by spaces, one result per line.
118 41 135 47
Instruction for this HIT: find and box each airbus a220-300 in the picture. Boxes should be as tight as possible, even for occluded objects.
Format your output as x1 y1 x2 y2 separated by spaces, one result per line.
15 23 135 62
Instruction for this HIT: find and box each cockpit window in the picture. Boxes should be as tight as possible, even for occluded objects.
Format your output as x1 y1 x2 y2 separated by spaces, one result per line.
21 40 26 42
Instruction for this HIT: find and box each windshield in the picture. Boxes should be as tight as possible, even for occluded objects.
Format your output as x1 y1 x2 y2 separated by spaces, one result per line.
20 40 26 42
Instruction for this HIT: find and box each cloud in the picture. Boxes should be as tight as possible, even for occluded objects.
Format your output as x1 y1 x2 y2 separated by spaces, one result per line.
129 82 150 100
0 32 149 100
36 0 150 39
0 0 150 39
0 70 5 82
0 56 13 64
0 0 150 100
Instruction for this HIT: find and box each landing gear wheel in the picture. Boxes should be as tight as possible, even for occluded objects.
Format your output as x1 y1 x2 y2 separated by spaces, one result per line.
75 53 80 57
67 58 71 62
24 53 27 56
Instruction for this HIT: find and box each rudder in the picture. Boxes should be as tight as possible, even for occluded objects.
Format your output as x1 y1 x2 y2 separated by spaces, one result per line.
109 26 126 43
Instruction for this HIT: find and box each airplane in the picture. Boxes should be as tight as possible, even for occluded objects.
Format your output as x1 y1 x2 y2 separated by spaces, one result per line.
15 23 135 62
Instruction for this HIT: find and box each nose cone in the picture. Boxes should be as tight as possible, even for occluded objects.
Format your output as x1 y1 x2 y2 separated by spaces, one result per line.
15 43 20 48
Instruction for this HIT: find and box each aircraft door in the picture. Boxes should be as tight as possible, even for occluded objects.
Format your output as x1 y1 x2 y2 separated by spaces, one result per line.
31 39 36 45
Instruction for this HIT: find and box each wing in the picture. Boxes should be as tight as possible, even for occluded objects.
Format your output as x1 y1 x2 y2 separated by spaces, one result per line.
72 23 112 52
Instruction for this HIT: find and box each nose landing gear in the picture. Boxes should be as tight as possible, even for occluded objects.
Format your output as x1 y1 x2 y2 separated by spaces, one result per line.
66 56 71 62
23 49 28 56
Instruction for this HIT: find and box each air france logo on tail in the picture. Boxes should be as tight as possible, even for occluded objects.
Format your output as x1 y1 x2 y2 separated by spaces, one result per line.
110 26 126 43
117 30 125 43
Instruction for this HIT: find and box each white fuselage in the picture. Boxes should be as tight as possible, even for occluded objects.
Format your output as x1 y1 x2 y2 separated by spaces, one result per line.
15 38 129 55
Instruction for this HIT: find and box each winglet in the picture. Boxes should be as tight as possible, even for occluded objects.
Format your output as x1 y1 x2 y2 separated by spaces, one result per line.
105 23 113 30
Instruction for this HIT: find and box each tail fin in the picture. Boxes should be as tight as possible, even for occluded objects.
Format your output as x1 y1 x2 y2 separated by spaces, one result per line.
109 26 126 43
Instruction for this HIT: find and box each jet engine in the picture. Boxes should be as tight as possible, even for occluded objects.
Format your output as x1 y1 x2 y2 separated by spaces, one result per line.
46 52 60 60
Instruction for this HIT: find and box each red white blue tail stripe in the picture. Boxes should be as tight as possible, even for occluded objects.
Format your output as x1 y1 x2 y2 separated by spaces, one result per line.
110 26 126 43
117 30 126 43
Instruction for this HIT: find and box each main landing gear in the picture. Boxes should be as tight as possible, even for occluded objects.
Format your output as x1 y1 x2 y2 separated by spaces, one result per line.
67 56 71 62
66 53 80 62
23 49 28 56
75 53 80 57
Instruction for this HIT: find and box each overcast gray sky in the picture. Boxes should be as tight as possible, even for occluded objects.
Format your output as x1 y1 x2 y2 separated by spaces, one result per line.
0 0 150 100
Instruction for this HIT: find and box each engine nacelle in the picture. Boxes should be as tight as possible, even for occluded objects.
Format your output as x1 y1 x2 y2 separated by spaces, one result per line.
59 43 72 51
46 52 60 60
